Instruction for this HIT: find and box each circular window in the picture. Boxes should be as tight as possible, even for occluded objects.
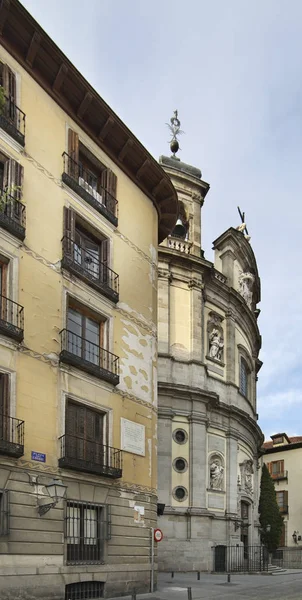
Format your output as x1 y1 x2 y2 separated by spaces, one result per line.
173 429 188 445
173 457 188 473
173 486 188 502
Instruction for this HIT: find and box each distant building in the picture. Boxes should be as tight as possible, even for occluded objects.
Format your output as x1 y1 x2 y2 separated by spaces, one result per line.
263 433 302 548
157 126 264 572
0 1 178 598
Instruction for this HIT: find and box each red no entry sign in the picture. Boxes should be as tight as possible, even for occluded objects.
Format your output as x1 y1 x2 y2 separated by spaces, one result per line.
154 528 163 542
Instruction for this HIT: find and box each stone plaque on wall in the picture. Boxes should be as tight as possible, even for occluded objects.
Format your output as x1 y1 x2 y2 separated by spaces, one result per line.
208 434 225 454
121 418 145 456
208 494 225 510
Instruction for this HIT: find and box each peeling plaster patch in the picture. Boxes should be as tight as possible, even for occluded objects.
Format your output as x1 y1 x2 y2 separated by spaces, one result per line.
118 302 156 333
147 438 152 478
119 319 155 404
124 376 132 390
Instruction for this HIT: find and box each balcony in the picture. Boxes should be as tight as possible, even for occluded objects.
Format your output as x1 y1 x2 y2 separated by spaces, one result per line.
0 414 24 458
62 153 118 226
58 434 122 478
272 471 288 481
61 237 119 303
279 505 288 514
0 295 24 342
167 235 192 254
59 329 119 385
0 96 25 146
0 192 26 241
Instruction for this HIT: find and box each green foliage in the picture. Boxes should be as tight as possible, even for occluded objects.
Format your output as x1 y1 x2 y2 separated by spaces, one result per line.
259 463 283 551
0 186 21 210
0 86 5 115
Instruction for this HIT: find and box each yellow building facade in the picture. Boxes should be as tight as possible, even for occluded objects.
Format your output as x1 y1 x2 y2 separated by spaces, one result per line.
0 2 178 598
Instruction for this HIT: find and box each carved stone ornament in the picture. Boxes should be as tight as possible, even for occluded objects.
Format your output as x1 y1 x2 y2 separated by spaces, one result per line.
239 459 254 494
207 311 224 363
209 455 224 491
238 272 255 310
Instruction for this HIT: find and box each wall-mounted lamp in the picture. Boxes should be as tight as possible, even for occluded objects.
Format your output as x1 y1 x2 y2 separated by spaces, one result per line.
29 475 67 516
234 519 251 531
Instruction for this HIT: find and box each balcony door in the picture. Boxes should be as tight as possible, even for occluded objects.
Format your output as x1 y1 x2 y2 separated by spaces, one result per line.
66 401 105 467
67 307 102 366
0 373 9 442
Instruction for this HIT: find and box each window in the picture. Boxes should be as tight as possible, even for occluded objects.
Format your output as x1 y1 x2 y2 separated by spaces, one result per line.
65 400 106 463
239 358 249 397
172 429 188 445
276 491 288 513
62 208 118 303
65 581 104 599
172 486 188 502
241 501 249 521
67 305 106 366
0 489 9 535
0 153 25 240
65 500 110 564
173 457 188 473
268 460 286 479
0 63 25 146
63 129 117 224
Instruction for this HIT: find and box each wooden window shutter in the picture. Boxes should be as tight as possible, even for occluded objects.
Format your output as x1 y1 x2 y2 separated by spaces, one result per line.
101 169 117 214
2 64 16 101
283 490 288 509
0 489 10 536
280 459 284 474
67 129 79 176
0 373 9 415
100 238 109 284
63 207 76 255
3 160 23 201
267 462 272 474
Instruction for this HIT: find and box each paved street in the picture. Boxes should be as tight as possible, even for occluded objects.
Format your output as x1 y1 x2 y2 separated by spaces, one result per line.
110 571 302 600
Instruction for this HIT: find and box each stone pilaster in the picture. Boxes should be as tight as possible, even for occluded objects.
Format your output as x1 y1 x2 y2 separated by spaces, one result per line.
157 410 173 506
189 276 203 362
225 434 238 516
190 416 207 508
226 309 236 384
158 268 171 355
220 248 235 288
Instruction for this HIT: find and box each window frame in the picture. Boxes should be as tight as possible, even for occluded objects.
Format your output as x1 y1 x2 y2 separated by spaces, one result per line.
65 499 111 565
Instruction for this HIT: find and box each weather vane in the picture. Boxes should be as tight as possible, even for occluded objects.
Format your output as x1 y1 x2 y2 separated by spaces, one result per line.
237 206 251 242
166 110 184 157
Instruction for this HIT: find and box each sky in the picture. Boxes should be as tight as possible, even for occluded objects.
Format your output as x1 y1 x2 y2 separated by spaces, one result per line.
21 0 302 440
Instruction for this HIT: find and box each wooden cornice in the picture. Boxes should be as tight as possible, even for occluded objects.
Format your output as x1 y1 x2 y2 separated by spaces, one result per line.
0 0 178 242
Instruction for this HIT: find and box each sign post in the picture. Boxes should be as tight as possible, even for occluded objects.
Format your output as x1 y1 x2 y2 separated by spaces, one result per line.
150 528 163 592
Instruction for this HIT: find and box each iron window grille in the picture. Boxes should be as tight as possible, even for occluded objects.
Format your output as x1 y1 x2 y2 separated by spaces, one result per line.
65 582 104 599
65 500 111 564
0 96 26 146
0 489 9 535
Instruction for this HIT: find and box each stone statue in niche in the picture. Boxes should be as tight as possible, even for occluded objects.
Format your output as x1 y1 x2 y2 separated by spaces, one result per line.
209 328 224 361
239 272 255 310
240 459 254 494
207 311 224 363
210 457 224 490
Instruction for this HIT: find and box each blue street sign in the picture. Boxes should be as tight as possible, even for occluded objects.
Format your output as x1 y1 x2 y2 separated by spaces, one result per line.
31 451 46 463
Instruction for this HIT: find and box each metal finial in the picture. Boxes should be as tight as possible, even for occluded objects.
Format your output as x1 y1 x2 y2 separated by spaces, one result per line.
166 110 184 158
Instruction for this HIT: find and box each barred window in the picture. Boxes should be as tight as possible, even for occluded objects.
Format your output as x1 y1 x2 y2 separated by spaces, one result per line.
0 489 9 536
239 358 249 397
65 581 104 599
65 501 110 564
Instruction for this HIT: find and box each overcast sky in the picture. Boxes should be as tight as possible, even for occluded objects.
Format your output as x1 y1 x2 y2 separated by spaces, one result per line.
21 0 302 441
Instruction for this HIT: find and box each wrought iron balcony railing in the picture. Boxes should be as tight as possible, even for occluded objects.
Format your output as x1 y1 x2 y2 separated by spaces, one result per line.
0 414 24 458
62 153 118 226
0 295 24 342
62 236 119 303
279 505 289 514
59 329 119 385
0 192 26 240
271 471 288 481
0 96 26 146
58 434 122 478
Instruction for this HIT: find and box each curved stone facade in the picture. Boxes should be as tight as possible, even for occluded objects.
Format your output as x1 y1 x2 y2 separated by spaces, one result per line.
157 155 264 572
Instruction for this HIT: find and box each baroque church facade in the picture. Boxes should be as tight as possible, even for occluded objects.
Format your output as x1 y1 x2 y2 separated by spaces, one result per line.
157 121 264 571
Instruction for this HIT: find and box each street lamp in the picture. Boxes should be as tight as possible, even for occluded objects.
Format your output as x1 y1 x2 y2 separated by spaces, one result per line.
28 474 68 516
